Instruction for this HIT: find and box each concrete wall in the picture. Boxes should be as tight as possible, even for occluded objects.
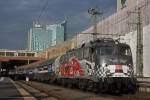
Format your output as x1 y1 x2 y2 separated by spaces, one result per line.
143 24 150 77
76 0 150 77
121 24 150 77
77 24 150 77
120 31 137 74
76 27 149 76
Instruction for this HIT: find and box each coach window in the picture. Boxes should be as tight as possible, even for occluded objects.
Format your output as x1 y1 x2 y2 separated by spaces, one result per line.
68 52 72 59
75 49 79 58
64 54 68 63
61 55 64 63
84 48 89 59
79 48 83 59
48 64 52 71
64 55 67 63
60 56 63 64
81 49 84 59
38 67 42 71
90 47 95 62
74 49 77 57
63 55 65 63
43 66 48 70
72 49 76 56
73 50 75 58
66 52 69 60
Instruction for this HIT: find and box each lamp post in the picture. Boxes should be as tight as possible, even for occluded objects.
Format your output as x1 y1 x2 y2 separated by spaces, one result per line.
88 7 102 40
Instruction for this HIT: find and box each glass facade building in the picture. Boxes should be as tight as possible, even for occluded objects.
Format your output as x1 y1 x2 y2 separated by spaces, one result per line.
46 24 64 46
28 23 64 51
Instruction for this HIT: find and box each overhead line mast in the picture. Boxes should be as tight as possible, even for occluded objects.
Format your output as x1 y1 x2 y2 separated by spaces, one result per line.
126 5 143 76
136 7 143 76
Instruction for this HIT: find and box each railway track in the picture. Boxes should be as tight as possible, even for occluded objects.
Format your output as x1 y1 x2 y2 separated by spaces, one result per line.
16 80 150 100
137 77 150 93
16 81 59 100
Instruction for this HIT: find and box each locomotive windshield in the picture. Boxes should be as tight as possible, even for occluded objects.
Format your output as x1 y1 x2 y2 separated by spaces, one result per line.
94 44 132 65
96 45 131 56
96 46 114 55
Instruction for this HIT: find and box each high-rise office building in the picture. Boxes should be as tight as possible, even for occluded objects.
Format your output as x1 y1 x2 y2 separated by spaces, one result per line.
46 24 64 46
28 24 52 51
28 23 65 51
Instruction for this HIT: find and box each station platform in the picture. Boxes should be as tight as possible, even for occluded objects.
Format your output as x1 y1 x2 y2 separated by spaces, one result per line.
0 77 36 100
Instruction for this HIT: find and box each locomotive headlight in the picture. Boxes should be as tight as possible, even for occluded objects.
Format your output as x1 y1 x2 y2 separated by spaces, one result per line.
102 63 107 67
127 64 134 76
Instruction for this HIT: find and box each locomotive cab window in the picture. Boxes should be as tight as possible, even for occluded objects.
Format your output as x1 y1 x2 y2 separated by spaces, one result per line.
96 46 114 55
83 48 90 59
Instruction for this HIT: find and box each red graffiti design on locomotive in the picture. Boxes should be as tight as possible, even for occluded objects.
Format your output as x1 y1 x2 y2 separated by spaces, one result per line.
60 56 84 77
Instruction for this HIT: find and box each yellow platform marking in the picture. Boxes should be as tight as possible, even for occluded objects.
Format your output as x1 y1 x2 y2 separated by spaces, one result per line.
10 79 36 100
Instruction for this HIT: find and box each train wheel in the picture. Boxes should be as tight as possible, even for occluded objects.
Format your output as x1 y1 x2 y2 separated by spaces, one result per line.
103 83 109 93
67 83 73 88
79 79 86 90
129 84 137 94
49 75 56 84
101 82 109 93
109 83 115 94
55 78 60 85
99 81 104 93
60 79 66 87
86 80 94 91
92 82 98 93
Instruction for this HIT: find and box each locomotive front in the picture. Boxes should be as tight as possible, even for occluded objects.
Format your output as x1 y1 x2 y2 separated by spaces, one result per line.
94 42 137 93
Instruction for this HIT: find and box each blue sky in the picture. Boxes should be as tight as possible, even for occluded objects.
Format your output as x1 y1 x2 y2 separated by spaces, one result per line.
0 0 116 49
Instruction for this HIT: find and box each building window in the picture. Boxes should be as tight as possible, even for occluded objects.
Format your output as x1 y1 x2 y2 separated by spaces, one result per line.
0 52 5 56
27 53 35 57
18 53 26 56
6 52 14 56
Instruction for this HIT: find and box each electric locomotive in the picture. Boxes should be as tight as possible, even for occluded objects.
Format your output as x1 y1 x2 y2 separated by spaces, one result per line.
55 38 137 93
14 38 137 93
